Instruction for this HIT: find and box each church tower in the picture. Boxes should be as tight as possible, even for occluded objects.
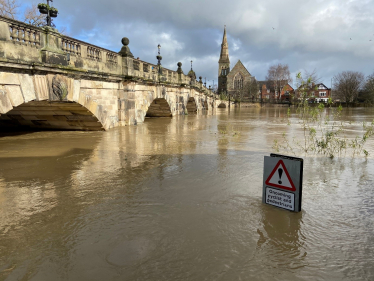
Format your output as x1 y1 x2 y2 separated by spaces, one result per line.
218 26 230 94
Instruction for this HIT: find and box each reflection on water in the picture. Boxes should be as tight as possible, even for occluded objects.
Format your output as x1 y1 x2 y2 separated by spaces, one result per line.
0 107 373 281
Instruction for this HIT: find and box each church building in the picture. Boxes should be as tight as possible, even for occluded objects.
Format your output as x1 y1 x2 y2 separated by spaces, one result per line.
217 26 253 98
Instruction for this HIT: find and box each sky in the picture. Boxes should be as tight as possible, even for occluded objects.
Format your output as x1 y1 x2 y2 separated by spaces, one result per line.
17 0 374 88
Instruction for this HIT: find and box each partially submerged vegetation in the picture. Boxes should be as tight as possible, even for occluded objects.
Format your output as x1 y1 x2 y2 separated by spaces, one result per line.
273 73 374 158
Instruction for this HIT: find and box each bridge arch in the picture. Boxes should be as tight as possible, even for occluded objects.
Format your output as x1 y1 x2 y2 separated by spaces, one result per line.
0 100 104 131
203 100 208 109
217 102 227 108
0 74 113 131
145 98 172 117
186 97 197 114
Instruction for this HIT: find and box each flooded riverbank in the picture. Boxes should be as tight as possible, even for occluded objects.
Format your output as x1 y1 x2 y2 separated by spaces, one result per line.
0 107 373 281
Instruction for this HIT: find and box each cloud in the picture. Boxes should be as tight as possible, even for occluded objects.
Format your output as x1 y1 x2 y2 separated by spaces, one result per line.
18 0 374 85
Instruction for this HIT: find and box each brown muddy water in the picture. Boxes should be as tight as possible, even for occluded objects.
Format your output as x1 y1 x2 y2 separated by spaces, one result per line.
0 107 374 281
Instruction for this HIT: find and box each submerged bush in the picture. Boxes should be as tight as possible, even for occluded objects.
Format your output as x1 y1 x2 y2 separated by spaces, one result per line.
273 72 374 158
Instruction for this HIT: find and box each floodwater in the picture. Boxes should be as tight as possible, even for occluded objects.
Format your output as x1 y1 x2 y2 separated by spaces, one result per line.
0 107 374 281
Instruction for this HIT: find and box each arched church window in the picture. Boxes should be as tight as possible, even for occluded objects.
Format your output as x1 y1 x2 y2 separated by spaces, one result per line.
234 73 243 90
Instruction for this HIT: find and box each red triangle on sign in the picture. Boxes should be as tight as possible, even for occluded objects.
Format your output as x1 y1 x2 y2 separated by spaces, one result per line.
265 160 296 191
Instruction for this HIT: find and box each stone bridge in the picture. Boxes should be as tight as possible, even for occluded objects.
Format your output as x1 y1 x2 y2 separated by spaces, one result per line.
0 16 229 131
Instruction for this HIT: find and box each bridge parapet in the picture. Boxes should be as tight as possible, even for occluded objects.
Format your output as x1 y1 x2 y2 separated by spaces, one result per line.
0 16 226 131
0 16 43 63
0 16 213 93
60 34 122 74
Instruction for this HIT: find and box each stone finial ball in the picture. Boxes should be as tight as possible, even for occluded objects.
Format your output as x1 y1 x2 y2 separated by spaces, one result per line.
199 76 202 80
121 37 130 46
177 62 182 67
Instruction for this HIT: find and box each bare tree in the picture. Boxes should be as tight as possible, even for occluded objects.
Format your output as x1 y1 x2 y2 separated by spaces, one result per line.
265 63 292 101
333 71 365 104
0 0 19 19
232 89 243 102
245 77 259 102
24 4 45 27
302 69 321 85
361 73 374 105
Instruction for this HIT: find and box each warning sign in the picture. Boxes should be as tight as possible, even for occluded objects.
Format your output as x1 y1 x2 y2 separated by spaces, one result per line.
265 187 295 211
265 160 296 191
263 154 303 212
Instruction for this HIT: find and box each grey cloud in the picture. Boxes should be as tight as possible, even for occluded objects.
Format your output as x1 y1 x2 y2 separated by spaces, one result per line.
21 0 374 85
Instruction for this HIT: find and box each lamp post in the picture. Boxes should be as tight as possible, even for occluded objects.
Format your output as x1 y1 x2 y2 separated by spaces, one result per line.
46 0 52 26
190 60 193 86
37 0 58 27
156 44 162 83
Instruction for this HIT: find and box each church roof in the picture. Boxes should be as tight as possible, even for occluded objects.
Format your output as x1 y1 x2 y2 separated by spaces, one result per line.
229 60 251 77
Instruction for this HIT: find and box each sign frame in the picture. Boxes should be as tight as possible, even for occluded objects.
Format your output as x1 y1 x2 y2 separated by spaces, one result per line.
262 153 303 212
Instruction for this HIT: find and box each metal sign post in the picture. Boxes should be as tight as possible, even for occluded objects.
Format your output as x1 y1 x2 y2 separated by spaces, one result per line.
262 153 303 212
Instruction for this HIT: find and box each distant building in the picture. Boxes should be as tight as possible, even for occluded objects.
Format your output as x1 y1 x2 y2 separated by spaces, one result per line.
258 81 273 100
295 83 331 102
258 81 294 102
280 84 295 102
217 27 254 99
313 83 331 102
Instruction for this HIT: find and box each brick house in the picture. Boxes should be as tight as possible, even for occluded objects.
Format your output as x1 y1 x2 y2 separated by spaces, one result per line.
296 83 331 102
280 84 295 102
258 81 294 102
313 83 331 102
258 81 273 101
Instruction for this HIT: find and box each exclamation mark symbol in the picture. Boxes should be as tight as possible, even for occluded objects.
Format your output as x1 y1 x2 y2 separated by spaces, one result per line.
278 168 283 184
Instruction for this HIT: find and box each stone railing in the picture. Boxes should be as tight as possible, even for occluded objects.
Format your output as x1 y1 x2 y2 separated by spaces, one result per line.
127 58 204 88
87 46 102 61
0 16 43 62
61 38 81 56
0 16 215 96
106 52 118 64
60 34 120 72
8 21 41 47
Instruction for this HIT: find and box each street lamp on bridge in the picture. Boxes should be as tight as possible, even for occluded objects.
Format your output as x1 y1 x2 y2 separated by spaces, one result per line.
37 0 58 27
156 44 162 82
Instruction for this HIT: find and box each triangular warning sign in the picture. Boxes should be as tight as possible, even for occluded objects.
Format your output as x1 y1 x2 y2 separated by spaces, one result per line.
265 160 296 191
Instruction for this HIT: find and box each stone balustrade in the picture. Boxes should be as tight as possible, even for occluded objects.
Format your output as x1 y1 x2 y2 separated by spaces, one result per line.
61 38 81 56
9 22 41 47
106 52 118 64
0 15 214 96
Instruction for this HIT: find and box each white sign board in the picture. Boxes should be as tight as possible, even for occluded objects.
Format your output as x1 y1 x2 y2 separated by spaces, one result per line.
265 187 295 211
263 154 303 212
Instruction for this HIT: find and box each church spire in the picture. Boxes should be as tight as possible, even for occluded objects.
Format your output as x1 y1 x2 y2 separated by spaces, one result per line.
219 25 230 64
218 25 230 94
